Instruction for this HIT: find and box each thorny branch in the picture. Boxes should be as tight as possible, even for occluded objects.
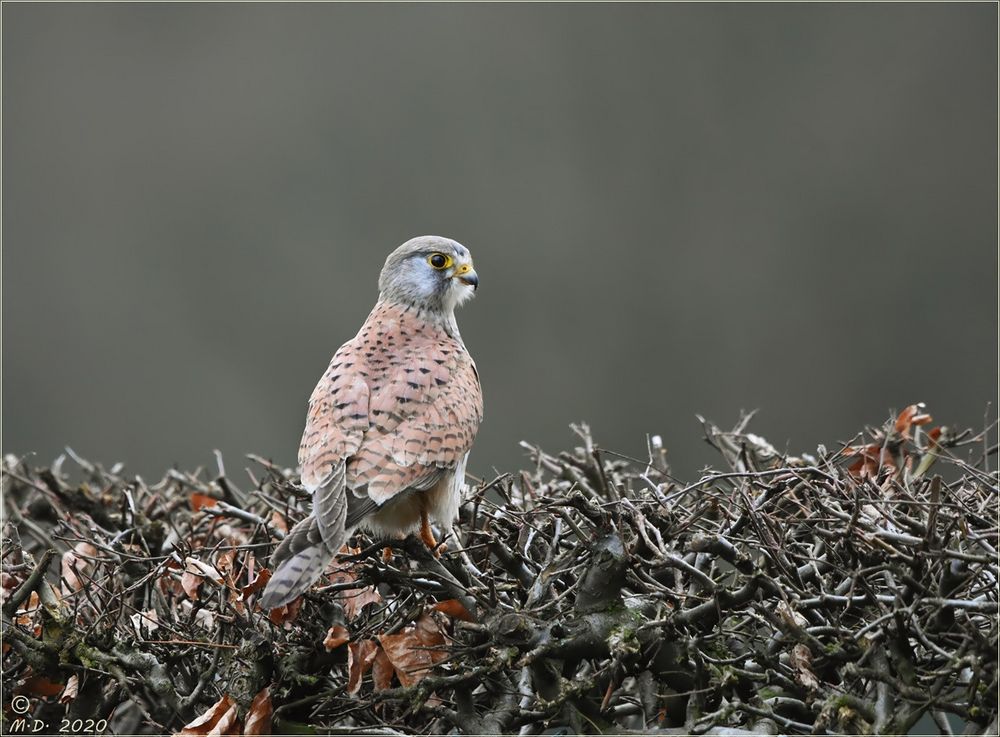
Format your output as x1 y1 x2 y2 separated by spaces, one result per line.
1 405 996 735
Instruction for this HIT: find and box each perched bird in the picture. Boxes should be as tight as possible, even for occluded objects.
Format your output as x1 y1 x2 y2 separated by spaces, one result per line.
260 236 483 610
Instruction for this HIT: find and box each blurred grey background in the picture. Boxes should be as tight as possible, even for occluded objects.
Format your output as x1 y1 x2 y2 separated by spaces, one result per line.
3 3 997 484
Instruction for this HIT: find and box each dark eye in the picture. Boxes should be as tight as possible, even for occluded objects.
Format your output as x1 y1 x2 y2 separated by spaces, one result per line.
428 253 452 270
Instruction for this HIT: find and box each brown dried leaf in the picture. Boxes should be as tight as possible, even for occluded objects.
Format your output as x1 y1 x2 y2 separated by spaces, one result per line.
43 579 64 608
130 609 160 636
59 674 80 705
324 624 350 651
790 643 820 692
61 542 98 596
190 493 220 512
244 568 271 599
415 612 449 664
15 591 40 626
372 646 394 691
242 687 273 737
846 444 896 480
181 570 204 601
346 639 379 696
341 584 382 621
378 613 448 687
895 404 932 439
175 695 235 737
327 548 381 620
895 404 918 434
183 556 227 601
775 601 808 632
327 549 356 580
376 630 420 685
207 702 240 737
268 596 303 628
270 511 288 534
216 549 236 578
186 557 225 585
0 572 17 606
229 596 245 617
160 571 184 598
433 598 475 623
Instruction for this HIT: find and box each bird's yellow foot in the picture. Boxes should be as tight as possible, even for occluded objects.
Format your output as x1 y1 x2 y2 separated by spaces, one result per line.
419 510 443 558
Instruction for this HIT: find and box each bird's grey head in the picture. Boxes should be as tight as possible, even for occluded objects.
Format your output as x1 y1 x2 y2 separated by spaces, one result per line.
378 236 479 313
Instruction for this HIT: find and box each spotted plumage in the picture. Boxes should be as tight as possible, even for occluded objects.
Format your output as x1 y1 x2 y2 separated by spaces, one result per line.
260 236 483 610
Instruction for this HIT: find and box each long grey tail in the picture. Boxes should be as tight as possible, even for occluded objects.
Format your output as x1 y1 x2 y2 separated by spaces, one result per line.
259 515 345 610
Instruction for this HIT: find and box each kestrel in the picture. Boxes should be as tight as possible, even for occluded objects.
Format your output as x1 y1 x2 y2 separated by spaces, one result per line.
260 236 483 610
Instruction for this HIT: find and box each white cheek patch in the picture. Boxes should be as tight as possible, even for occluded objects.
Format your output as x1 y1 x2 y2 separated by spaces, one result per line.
444 281 476 311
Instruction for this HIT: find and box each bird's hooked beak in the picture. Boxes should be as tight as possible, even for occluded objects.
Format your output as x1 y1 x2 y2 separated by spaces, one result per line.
452 262 479 290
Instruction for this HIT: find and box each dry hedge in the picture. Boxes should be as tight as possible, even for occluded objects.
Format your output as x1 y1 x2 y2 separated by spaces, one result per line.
1 406 997 736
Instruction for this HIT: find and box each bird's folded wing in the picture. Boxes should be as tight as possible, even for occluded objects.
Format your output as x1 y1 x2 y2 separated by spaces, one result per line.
349 346 483 506
297 344 371 492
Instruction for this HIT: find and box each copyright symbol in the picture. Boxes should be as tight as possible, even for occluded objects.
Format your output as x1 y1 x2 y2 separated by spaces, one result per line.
10 694 30 714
